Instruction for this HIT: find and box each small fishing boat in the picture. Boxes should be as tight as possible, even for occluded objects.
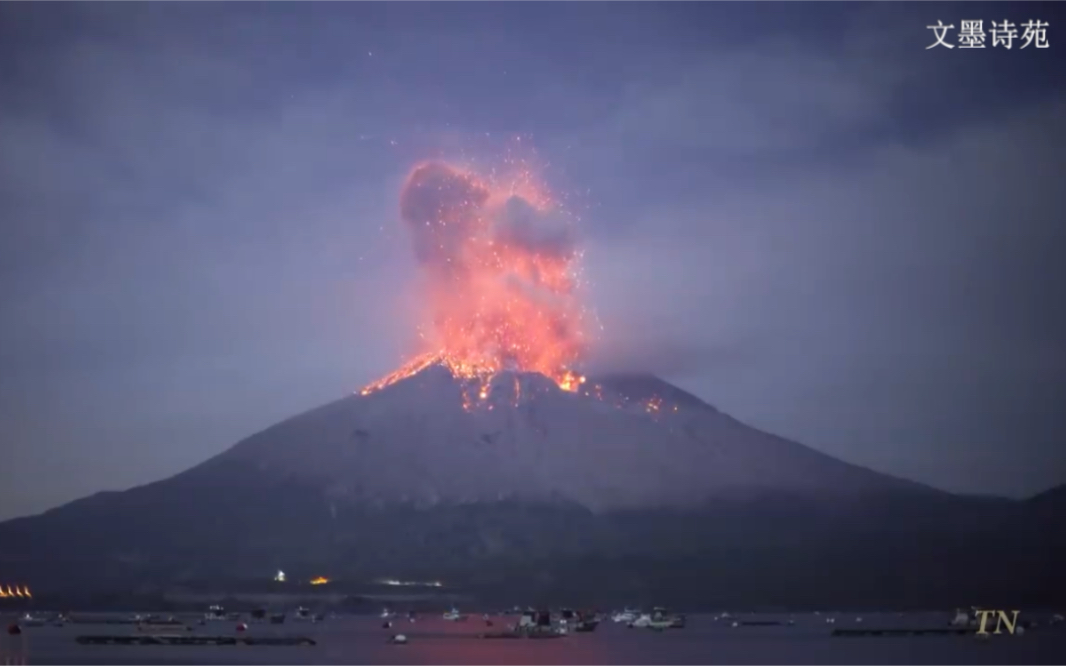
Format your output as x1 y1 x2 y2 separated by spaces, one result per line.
204 605 227 621
630 608 683 630
18 613 47 628
442 608 467 622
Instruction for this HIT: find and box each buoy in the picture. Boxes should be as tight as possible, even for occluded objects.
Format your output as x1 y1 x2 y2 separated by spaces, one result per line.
390 633 408 644
383 621 392 629
731 621 739 628
236 623 247 632
7 624 21 635
1015 626 1026 636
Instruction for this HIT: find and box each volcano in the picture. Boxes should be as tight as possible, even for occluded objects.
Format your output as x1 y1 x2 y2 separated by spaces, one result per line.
1 159 1060 608
1 365 1062 609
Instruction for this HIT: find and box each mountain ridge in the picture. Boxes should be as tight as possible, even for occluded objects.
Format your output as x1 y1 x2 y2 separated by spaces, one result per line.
0 366 1060 607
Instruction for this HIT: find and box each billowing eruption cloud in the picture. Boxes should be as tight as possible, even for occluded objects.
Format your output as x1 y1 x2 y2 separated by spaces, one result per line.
361 160 591 402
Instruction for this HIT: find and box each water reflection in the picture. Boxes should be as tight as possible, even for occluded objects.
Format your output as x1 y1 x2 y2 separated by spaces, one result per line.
0 636 28 666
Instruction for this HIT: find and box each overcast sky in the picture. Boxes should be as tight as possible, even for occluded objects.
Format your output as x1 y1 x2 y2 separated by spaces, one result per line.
1 2 1064 520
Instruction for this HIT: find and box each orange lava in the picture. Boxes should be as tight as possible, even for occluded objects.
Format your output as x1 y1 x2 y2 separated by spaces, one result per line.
360 156 592 404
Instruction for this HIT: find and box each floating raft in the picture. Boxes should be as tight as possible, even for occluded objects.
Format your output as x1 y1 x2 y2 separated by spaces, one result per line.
76 634 315 646
833 627 974 637
479 631 565 639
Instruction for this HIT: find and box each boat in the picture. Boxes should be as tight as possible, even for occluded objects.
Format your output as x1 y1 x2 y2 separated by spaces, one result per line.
513 610 567 636
611 608 639 624
442 608 467 622
269 613 286 624
204 605 227 621
630 608 683 630
950 607 981 627
380 608 395 619
136 615 185 631
17 613 47 628
556 609 599 632
483 611 567 641
292 607 314 622
250 609 267 621
572 610 600 632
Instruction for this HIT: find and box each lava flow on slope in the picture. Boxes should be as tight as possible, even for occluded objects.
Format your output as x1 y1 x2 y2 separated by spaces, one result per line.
360 158 593 409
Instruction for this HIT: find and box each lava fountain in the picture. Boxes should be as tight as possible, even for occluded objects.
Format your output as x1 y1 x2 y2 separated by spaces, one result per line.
360 158 593 404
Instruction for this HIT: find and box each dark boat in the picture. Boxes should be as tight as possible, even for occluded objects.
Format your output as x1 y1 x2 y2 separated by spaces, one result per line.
270 613 286 624
558 608 599 632
574 611 601 632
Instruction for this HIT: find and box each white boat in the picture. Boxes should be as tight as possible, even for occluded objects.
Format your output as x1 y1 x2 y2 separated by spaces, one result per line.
951 607 982 627
442 608 467 621
629 608 682 630
514 610 567 636
380 608 395 619
204 605 227 621
18 613 47 627
292 607 314 622
611 608 639 623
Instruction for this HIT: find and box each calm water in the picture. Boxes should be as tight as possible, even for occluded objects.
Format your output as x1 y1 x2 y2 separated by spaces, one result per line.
2 613 1063 665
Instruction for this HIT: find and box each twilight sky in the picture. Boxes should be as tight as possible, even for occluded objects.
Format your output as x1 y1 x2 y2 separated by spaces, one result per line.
1 2 1064 520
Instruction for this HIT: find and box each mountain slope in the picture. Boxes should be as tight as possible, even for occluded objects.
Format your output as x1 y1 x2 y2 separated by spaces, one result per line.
212 365 930 511
0 366 1060 608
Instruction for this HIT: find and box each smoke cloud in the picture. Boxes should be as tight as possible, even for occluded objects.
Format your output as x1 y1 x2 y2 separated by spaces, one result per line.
392 160 589 380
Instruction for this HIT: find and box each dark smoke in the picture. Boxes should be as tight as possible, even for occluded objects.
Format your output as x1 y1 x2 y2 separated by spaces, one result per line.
399 162 490 268
399 161 578 273
495 196 576 259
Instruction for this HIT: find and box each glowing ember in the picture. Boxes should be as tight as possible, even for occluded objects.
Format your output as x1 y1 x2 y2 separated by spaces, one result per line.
360 157 592 404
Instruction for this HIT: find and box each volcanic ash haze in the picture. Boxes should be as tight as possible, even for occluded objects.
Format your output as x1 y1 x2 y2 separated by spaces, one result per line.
362 160 591 400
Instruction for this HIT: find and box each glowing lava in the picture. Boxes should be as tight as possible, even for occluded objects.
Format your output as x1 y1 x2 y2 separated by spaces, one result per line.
361 157 592 405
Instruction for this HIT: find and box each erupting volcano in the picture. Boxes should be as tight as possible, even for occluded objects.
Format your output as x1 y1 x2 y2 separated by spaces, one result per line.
3 154 1058 610
360 160 591 406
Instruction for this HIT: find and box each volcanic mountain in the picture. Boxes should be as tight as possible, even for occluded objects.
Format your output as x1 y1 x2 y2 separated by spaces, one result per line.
1 365 1061 609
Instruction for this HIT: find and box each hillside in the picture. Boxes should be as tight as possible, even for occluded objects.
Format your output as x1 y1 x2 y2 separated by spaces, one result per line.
0 366 1060 608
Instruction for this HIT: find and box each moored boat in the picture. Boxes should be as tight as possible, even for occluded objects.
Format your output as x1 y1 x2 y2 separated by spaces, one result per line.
204 605 227 621
17 613 47 628
630 608 683 630
442 608 467 621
